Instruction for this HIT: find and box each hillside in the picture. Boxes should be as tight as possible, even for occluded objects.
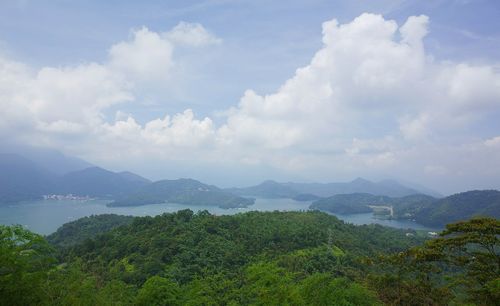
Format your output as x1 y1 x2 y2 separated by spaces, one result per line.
2 211 498 305
109 178 255 209
46 214 134 248
52 210 424 303
310 191 500 227
414 190 500 227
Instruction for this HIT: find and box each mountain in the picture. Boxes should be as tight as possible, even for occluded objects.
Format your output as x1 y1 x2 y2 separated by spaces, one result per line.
109 178 255 209
0 145 93 175
414 190 500 227
0 153 58 203
228 177 424 199
0 152 152 204
117 171 152 184
59 167 151 198
226 180 299 198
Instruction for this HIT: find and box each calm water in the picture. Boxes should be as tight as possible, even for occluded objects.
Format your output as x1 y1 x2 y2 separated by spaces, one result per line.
0 198 436 235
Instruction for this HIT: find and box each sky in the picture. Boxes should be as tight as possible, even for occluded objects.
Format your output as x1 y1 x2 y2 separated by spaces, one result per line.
0 0 499 194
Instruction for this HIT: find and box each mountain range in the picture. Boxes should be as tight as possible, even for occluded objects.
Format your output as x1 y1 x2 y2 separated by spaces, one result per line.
0 152 251 209
225 177 440 199
2 149 497 225
0 152 151 203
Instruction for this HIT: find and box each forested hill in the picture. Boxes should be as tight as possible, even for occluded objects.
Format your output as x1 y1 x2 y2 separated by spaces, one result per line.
47 214 134 248
2 211 499 305
52 210 422 303
414 190 500 227
108 178 255 208
310 190 500 227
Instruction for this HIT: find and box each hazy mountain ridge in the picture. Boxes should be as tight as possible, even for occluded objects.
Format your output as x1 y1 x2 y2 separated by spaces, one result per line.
227 177 431 199
0 153 58 203
225 180 299 198
0 153 151 204
59 167 152 198
1 145 93 175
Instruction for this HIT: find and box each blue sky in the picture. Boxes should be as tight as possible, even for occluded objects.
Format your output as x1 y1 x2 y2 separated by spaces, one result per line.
0 0 499 193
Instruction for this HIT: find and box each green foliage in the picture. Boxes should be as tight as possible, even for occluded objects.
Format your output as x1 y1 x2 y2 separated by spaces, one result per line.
47 214 134 248
0 225 55 306
372 217 500 305
300 274 381 306
2 211 496 305
239 262 302 305
135 276 181 306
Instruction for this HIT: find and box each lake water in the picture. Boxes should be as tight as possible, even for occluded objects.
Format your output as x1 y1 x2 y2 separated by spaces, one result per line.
0 198 437 235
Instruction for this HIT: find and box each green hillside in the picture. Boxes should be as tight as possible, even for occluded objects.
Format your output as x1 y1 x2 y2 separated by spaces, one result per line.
414 190 500 227
1 212 498 305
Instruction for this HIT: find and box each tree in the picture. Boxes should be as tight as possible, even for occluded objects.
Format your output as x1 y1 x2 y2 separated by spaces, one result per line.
426 217 500 304
240 262 303 305
373 218 499 305
300 274 382 306
135 276 181 306
0 225 55 306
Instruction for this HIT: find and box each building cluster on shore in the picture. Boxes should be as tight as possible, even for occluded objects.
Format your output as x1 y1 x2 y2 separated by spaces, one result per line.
43 194 93 201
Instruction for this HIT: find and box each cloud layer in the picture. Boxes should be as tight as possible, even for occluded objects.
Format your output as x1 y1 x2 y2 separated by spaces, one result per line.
1 14 499 193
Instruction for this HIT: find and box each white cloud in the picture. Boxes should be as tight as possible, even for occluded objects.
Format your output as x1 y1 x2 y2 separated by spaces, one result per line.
164 21 222 47
484 136 500 147
143 109 215 147
109 27 174 82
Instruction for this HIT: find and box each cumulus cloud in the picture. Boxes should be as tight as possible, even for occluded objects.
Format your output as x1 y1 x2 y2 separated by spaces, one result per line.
164 21 222 47
109 27 174 82
1 14 500 193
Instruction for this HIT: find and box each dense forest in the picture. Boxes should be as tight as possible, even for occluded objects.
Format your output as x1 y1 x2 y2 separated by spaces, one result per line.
1 210 498 305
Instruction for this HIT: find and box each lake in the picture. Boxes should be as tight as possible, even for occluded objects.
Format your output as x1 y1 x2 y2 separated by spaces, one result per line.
0 198 437 235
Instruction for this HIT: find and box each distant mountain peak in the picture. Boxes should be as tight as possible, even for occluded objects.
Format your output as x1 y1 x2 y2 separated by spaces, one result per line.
260 180 280 185
351 177 371 184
